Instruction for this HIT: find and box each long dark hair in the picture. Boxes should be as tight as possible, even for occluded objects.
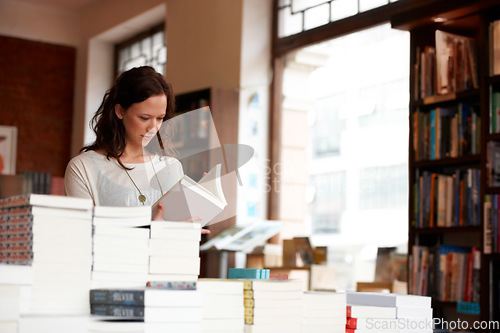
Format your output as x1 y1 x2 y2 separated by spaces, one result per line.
82 66 175 169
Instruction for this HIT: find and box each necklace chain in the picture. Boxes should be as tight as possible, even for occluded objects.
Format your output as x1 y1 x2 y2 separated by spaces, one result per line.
123 156 164 205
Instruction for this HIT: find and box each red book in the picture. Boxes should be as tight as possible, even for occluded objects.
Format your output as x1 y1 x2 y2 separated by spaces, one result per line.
346 317 357 329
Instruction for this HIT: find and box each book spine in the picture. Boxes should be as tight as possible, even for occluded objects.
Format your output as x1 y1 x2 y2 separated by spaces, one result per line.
89 289 145 306
90 304 144 318
146 281 197 290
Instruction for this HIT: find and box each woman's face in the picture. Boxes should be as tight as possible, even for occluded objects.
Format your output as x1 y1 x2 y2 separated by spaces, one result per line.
115 94 167 148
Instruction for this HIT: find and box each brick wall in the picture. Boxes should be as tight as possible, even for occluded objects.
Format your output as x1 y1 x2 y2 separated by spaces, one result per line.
0 36 76 177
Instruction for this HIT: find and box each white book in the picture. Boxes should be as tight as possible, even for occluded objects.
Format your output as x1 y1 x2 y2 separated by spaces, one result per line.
203 318 244 332
93 254 148 265
93 205 152 218
347 304 397 319
145 307 202 323
18 315 90 333
147 273 198 282
0 194 93 211
0 263 33 284
92 216 151 228
245 323 301 333
397 306 433 319
88 319 202 333
149 256 200 275
149 228 201 241
93 234 149 248
253 305 302 317
202 305 244 319
0 321 17 333
251 314 302 325
152 164 227 226
149 238 200 257
93 225 150 238
197 279 246 295
201 293 243 307
346 292 432 308
92 262 149 274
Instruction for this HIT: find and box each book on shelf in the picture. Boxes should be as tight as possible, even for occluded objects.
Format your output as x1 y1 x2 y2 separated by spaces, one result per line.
490 20 500 76
435 30 478 95
483 194 500 254
152 163 227 226
413 103 480 162
487 141 500 187
491 91 500 133
413 168 480 228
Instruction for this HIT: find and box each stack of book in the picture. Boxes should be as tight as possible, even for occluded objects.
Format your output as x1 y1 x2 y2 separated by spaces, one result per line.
91 206 152 289
0 264 32 333
89 285 202 332
302 291 346 333
345 292 433 333
197 278 245 332
148 221 201 283
243 279 303 333
0 194 94 315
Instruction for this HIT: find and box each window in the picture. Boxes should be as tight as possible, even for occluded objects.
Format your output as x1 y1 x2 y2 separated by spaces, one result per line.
115 23 166 76
278 20 409 290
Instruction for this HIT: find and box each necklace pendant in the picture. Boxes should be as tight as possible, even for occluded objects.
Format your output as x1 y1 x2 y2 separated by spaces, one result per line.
138 194 146 204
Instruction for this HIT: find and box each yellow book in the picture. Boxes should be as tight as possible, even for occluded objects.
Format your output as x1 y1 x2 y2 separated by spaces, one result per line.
244 298 254 307
244 315 254 325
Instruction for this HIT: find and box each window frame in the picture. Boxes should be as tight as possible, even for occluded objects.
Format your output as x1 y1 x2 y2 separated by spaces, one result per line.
268 0 421 220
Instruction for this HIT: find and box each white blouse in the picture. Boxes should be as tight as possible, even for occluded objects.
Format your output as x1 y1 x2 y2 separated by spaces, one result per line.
64 150 184 207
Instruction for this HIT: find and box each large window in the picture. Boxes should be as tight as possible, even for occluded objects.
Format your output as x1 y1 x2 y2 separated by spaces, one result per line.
279 22 409 290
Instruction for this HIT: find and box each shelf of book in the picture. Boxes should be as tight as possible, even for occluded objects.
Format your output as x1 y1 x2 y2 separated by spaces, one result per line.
393 2 500 328
411 226 482 234
413 155 480 168
413 89 480 108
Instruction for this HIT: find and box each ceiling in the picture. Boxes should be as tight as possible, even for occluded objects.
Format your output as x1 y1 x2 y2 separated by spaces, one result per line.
14 0 97 11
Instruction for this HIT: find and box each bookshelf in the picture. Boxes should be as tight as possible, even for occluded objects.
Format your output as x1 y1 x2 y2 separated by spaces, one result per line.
392 1 500 328
174 87 239 278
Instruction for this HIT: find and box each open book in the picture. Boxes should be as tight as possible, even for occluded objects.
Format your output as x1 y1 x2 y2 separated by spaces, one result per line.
152 164 227 226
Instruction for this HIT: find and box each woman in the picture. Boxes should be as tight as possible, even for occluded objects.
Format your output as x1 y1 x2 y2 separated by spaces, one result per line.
64 66 182 221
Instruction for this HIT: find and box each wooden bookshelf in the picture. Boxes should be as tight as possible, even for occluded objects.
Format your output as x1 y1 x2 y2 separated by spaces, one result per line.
392 2 500 329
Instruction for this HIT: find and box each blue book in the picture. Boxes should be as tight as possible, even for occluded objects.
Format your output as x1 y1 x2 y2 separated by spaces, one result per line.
228 268 270 279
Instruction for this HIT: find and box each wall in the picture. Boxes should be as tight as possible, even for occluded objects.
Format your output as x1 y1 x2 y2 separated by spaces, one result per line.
166 0 243 94
0 0 79 47
0 36 75 177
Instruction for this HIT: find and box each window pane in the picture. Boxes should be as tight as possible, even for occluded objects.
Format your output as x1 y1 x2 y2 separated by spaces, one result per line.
330 0 358 22
304 3 330 30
